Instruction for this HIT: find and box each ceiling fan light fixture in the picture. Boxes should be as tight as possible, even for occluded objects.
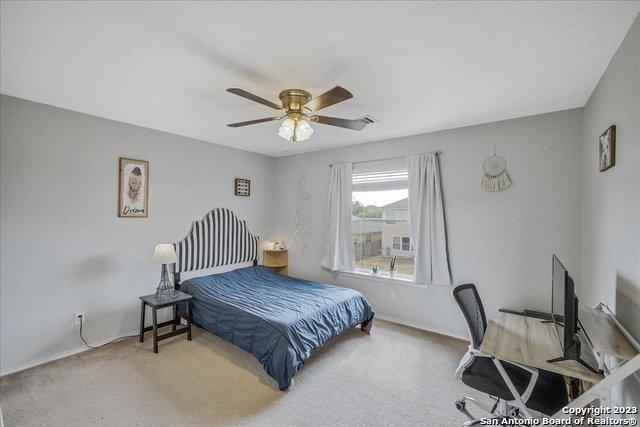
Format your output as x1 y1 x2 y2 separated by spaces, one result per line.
294 119 314 142
277 118 295 140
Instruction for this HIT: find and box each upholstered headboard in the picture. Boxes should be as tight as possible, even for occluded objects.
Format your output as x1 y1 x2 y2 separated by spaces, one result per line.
172 208 259 288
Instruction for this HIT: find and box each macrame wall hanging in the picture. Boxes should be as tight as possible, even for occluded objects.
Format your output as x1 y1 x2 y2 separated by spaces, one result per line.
481 146 512 192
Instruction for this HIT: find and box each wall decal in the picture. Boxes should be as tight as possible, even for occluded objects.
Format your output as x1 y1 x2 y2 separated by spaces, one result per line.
294 172 313 253
599 125 616 172
118 157 148 218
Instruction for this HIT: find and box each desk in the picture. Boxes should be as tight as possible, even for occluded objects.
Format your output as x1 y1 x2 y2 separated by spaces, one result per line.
480 312 604 383
578 307 638 361
481 305 640 418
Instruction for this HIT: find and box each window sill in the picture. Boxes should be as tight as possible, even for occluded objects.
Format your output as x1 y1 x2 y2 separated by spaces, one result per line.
340 269 429 288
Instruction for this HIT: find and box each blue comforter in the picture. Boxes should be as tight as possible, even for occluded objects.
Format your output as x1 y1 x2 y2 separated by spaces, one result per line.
179 265 374 390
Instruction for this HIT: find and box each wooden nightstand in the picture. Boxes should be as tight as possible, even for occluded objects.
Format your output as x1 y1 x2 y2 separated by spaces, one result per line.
139 291 192 353
263 249 288 275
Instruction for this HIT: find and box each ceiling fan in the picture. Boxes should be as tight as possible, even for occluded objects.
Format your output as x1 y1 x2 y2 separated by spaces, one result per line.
226 86 372 142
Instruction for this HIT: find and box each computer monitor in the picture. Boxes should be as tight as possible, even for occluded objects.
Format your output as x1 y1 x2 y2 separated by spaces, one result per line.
551 255 578 349
548 254 600 374
551 254 567 324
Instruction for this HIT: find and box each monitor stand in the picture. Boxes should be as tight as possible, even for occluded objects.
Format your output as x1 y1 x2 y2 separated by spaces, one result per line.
547 334 602 375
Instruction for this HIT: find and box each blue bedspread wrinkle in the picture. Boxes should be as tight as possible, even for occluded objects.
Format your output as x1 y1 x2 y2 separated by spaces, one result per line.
179 265 374 390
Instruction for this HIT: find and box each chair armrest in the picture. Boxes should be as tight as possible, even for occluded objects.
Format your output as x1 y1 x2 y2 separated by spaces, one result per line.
468 347 493 358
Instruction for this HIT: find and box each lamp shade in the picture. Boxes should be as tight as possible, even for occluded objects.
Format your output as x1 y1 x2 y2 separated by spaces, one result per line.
277 118 295 141
294 119 314 141
153 244 177 264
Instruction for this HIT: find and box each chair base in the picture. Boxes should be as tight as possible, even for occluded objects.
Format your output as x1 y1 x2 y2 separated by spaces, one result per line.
456 395 520 426
455 396 497 415
463 416 515 426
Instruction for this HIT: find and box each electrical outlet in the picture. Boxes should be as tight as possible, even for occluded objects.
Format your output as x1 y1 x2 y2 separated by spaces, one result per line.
388 290 396 301
74 312 86 325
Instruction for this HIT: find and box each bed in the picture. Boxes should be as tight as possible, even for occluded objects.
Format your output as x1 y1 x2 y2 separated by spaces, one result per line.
171 208 374 390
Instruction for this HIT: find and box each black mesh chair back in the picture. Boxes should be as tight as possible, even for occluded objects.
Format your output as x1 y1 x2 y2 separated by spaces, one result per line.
452 284 487 349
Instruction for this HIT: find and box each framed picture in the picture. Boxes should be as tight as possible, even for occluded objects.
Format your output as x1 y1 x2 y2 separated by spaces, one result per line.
599 125 616 172
118 157 149 217
234 178 250 196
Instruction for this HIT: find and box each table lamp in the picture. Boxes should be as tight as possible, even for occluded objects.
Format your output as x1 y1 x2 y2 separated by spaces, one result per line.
153 244 177 299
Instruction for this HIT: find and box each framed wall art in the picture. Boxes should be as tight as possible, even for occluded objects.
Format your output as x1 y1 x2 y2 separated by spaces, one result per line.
234 178 250 196
118 157 149 218
599 125 616 172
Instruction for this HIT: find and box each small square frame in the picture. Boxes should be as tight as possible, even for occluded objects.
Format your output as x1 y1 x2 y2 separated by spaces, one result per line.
234 178 250 196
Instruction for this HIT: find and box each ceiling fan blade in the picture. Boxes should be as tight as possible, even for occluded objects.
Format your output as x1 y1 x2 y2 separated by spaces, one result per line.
226 88 283 110
303 86 353 112
312 115 368 131
227 117 280 127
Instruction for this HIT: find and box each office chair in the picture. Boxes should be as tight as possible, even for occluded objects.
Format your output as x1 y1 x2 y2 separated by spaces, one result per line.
452 284 568 424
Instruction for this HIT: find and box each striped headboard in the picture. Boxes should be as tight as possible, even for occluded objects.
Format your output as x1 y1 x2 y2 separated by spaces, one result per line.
172 208 259 275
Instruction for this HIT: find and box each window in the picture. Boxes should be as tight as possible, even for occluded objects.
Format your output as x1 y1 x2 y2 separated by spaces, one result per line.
383 210 397 220
352 158 413 276
392 236 412 251
402 236 411 251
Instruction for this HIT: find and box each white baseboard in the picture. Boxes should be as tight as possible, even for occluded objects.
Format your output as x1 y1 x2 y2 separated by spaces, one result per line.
375 315 469 342
2 319 466 377
0 330 138 377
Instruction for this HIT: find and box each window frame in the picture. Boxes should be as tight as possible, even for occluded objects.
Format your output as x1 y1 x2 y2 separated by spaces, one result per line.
351 158 414 278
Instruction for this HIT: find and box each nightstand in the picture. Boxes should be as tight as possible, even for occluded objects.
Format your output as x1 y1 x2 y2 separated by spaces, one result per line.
139 291 192 353
263 249 288 275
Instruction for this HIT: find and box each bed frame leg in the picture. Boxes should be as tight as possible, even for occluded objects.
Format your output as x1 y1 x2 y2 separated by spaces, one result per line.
361 316 374 335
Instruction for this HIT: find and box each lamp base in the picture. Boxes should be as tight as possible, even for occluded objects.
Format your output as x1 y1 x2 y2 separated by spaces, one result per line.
156 264 177 299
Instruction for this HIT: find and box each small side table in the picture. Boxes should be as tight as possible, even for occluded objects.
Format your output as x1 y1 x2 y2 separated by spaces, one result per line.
139 291 193 353
263 249 288 275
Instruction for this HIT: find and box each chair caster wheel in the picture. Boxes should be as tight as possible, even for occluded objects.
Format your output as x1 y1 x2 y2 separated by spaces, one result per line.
455 400 466 410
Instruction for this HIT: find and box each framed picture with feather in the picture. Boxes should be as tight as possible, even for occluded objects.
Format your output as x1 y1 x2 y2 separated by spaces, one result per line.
599 125 616 172
118 157 149 218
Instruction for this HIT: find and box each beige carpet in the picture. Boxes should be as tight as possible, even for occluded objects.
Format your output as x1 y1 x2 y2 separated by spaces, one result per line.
1 320 488 426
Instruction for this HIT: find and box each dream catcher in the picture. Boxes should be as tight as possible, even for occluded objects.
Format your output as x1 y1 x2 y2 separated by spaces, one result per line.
481 146 512 192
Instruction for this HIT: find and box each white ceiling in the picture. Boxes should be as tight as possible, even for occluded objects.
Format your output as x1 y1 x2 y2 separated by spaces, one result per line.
1 1 638 157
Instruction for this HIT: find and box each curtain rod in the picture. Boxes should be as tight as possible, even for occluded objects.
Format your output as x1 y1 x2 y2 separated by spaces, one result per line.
329 151 442 167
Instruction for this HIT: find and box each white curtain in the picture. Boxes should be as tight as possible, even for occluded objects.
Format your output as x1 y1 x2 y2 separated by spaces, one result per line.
407 154 451 285
321 162 355 271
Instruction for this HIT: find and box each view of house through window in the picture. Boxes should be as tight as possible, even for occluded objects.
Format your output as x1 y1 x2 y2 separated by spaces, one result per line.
352 160 414 276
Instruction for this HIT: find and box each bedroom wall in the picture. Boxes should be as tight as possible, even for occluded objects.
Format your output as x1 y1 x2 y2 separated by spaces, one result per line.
272 108 583 339
579 17 639 406
579 16 639 343
0 95 276 374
